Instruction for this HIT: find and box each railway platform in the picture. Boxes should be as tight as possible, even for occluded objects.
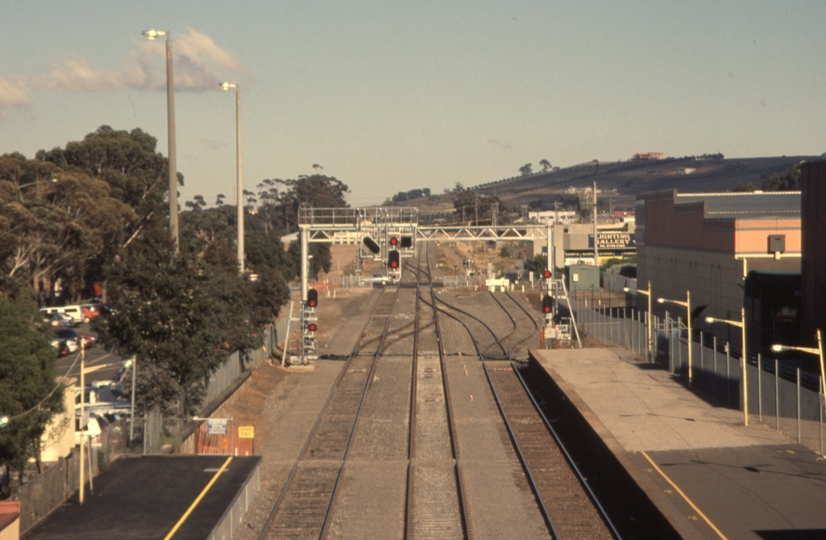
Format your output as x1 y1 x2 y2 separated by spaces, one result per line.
530 347 826 540
23 455 261 540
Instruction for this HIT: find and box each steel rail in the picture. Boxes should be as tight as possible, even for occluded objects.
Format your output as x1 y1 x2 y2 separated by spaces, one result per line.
429 294 560 538
256 289 385 540
319 268 408 537
425 244 471 540
512 365 622 539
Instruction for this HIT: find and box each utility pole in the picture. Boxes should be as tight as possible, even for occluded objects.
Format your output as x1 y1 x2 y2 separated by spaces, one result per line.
593 181 599 267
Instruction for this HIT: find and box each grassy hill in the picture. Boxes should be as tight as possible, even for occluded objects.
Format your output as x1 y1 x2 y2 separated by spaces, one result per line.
471 155 816 210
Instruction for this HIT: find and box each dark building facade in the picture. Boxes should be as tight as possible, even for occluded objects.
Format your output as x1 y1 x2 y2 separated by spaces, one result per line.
800 161 826 344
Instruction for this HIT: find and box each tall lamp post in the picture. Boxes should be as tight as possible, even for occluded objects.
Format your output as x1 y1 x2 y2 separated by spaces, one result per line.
773 330 826 418
142 29 178 254
706 308 748 426
658 290 692 385
220 82 244 274
624 280 653 361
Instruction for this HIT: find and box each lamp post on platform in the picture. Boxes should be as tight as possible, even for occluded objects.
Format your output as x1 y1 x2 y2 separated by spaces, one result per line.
706 308 748 426
773 329 826 421
624 280 653 361
658 290 692 385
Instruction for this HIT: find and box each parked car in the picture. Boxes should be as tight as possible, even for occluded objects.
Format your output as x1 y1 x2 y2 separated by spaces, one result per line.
42 311 73 327
53 328 81 352
40 308 81 327
50 337 70 356
81 304 101 322
74 413 110 447
96 303 116 316
77 331 97 349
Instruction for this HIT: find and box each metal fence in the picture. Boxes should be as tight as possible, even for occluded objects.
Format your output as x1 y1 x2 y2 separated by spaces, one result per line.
13 416 129 533
570 296 826 455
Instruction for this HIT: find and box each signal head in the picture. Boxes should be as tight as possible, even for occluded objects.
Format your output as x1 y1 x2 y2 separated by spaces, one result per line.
388 250 400 269
307 322 317 332
307 288 318 308
542 270 551 279
389 236 398 246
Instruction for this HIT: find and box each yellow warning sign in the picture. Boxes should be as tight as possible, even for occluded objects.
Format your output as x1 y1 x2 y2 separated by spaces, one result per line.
238 426 255 439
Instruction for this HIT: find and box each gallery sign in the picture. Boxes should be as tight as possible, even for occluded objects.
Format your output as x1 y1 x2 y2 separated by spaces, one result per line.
588 232 636 250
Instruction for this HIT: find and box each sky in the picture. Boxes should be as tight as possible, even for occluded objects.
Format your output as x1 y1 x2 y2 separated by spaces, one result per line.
2 1 824 208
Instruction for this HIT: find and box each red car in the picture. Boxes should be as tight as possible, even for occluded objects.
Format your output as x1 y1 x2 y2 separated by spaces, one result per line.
78 332 97 349
81 305 101 322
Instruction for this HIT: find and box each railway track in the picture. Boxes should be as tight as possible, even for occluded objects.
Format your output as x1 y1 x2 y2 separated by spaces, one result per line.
258 286 402 539
258 244 618 539
405 245 469 539
429 282 619 539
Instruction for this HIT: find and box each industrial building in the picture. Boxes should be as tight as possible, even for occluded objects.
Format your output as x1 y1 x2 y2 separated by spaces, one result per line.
635 190 801 336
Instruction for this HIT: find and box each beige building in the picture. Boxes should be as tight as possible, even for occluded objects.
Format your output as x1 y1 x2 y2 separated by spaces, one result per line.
635 190 801 323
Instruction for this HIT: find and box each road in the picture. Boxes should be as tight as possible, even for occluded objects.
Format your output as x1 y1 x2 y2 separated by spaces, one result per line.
56 323 125 386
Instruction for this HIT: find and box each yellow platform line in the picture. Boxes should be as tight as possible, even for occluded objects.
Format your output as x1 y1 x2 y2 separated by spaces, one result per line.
641 451 728 540
165 456 233 540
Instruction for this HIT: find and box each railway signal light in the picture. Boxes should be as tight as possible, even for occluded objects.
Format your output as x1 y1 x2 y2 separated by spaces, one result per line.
389 236 398 246
542 269 551 279
542 294 554 314
388 250 400 269
307 288 318 308
401 236 413 248
363 237 381 254
307 322 317 332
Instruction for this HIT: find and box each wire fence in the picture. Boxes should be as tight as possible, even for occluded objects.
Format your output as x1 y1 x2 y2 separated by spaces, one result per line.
571 296 826 456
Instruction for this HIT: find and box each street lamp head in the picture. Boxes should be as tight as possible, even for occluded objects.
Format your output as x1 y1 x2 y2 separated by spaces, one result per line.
705 317 715 324
0 415 9 429
219 82 237 91
657 298 665 304
623 287 631 293
771 344 786 353
142 29 167 40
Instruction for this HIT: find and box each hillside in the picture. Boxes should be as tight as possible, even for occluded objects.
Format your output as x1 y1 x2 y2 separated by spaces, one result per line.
472 155 816 210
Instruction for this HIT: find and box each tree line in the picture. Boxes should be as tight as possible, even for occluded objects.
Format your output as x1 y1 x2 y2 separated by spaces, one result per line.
0 125 348 478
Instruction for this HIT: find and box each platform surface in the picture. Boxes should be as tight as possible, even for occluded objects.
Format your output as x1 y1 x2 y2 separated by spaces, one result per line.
532 347 826 540
24 455 260 540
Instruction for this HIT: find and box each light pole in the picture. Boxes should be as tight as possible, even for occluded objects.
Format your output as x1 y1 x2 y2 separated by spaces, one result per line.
658 290 692 385
142 29 178 254
706 308 748 426
624 280 653 361
773 329 826 418
220 82 244 274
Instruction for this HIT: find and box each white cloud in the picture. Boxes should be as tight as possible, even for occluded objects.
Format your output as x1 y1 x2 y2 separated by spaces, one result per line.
0 76 33 117
39 27 249 94
42 57 124 92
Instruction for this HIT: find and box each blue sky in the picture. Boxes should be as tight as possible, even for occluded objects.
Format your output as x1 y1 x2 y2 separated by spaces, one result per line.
2 1 824 207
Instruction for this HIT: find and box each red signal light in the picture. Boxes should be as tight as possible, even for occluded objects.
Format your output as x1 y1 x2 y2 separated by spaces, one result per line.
307 288 318 308
542 270 551 279
390 237 398 246
389 250 400 269
542 294 554 314
307 323 317 332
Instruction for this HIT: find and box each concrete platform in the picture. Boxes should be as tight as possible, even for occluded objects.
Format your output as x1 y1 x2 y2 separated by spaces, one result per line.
24 455 261 540
530 347 826 540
